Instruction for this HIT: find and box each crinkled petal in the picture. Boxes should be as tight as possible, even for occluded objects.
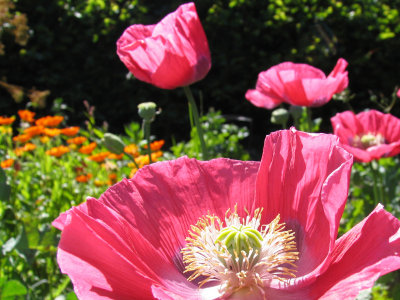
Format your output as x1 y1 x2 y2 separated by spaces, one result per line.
309 204 400 299
256 129 353 288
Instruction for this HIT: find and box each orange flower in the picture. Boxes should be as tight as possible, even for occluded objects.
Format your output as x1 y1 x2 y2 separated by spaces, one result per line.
43 127 61 137
124 144 139 157
1 158 14 169
88 151 110 163
144 139 165 151
108 153 124 160
78 142 97 154
46 145 70 157
13 134 31 143
107 173 118 185
61 126 80 136
14 143 36 156
76 173 92 183
67 136 87 145
18 110 35 123
35 115 64 127
0 116 15 125
23 125 43 136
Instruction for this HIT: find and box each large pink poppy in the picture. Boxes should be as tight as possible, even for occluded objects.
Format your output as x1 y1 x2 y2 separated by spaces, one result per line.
331 109 400 163
53 129 400 299
116 2 211 90
245 59 348 109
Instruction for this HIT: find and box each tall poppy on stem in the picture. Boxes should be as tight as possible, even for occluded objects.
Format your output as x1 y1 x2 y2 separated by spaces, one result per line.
117 2 210 159
53 129 400 299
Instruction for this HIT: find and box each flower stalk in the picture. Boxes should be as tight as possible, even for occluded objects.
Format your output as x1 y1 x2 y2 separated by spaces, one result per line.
183 86 209 160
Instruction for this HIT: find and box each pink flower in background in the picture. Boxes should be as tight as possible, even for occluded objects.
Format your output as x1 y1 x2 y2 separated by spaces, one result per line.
397 88 400 98
53 129 400 299
331 109 400 162
245 58 348 109
116 2 211 90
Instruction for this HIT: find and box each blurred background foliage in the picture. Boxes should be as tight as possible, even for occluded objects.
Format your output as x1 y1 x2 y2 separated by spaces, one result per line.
1 0 400 158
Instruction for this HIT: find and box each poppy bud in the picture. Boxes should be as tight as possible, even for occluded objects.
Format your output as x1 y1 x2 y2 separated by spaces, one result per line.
103 133 125 154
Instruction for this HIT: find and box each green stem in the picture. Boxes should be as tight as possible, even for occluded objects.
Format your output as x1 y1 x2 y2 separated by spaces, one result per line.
183 86 209 160
306 107 313 132
142 120 152 164
369 161 382 206
126 153 139 169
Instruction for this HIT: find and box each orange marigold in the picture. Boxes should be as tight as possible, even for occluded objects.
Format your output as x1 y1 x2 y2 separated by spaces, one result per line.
18 110 35 123
46 145 70 157
76 173 92 183
124 143 139 157
88 151 110 163
14 143 36 156
108 153 124 160
13 134 31 143
24 125 43 136
78 142 97 154
43 127 61 137
35 115 64 127
67 136 87 145
144 139 165 151
61 126 80 136
107 173 118 185
0 116 15 125
1 158 14 169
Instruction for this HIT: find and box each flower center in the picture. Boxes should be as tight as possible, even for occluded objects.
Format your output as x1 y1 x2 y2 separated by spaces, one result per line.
181 207 299 297
353 133 385 149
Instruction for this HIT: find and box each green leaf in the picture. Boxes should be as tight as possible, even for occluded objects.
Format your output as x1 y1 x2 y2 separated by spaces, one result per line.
66 291 78 300
1 280 27 298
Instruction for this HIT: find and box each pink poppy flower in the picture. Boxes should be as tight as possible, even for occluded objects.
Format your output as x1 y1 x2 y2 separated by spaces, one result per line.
331 109 400 163
245 59 348 109
397 88 400 98
53 129 400 299
116 2 211 90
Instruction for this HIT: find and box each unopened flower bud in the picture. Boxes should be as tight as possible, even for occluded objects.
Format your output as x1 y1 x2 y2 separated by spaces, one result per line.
271 108 289 126
289 105 304 120
103 133 125 154
138 102 157 122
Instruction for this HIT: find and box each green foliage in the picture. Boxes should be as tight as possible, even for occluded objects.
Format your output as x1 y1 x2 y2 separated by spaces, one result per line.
168 110 250 160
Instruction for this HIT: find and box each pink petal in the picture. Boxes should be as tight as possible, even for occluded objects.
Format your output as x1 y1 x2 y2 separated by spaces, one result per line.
309 205 400 299
245 89 282 109
98 157 259 264
256 129 353 287
116 2 210 89
54 202 155 299
54 157 259 298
